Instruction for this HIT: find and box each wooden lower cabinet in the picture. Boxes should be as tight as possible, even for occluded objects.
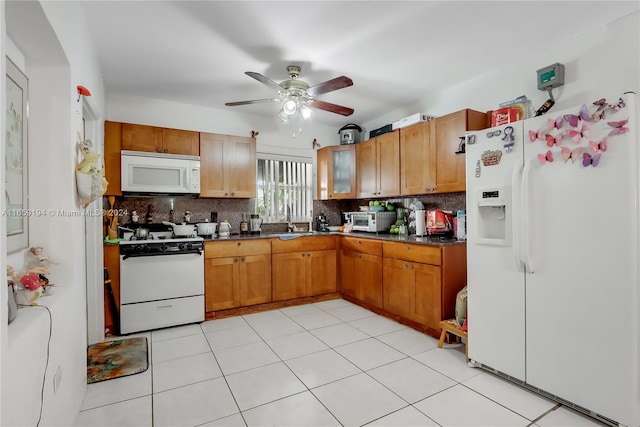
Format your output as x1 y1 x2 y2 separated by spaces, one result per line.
381 242 467 335
340 237 383 309
272 236 337 301
103 244 121 335
383 257 441 330
204 240 271 312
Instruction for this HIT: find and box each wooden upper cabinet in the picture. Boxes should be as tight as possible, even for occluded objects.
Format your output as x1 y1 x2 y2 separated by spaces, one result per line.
399 109 486 195
430 109 486 193
200 133 256 198
317 145 356 200
356 131 400 198
104 121 122 196
161 128 200 156
122 123 199 156
400 121 433 195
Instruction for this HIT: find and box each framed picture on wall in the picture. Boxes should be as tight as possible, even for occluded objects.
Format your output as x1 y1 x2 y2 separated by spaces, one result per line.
5 58 28 253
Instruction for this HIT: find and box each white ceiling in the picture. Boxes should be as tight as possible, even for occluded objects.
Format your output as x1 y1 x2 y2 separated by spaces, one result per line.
81 1 639 128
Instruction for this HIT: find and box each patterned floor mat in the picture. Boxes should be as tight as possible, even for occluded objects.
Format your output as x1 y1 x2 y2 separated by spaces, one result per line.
87 337 149 384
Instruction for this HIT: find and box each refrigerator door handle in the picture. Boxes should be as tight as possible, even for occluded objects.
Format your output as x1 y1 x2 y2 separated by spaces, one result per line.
511 162 525 272
522 158 535 273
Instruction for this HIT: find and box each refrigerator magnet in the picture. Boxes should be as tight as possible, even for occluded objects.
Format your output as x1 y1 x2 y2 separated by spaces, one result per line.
475 160 481 177
502 126 515 152
481 150 502 166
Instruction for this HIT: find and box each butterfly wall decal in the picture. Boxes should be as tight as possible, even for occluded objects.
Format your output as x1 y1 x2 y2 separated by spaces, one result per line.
545 133 562 147
547 117 563 131
566 123 590 143
589 138 608 154
607 118 629 136
583 152 601 167
528 129 544 142
537 150 554 165
564 104 590 127
609 97 625 111
561 147 582 163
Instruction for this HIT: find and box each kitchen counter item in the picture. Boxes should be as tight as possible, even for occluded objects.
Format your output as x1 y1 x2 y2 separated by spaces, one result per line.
218 221 231 237
196 221 216 237
249 215 262 234
162 221 196 237
119 226 150 240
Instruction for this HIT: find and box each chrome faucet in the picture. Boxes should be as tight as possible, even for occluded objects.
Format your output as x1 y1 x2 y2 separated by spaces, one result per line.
286 204 294 232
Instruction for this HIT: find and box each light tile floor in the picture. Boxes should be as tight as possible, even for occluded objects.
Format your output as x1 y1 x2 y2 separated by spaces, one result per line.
76 299 607 427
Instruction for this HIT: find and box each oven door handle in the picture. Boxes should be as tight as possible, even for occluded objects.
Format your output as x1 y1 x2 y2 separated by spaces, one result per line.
121 249 202 261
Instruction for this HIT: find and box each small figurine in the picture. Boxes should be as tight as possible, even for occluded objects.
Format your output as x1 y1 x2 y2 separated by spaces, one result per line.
183 210 191 223
131 210 139 223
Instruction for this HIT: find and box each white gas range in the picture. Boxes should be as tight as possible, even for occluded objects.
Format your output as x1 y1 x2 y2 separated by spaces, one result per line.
119 225 204 334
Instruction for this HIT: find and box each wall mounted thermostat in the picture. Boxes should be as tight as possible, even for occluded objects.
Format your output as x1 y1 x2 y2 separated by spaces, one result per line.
537 63 565 91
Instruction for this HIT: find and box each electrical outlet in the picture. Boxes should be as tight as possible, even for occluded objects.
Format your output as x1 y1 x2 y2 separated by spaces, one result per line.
53 366 62 393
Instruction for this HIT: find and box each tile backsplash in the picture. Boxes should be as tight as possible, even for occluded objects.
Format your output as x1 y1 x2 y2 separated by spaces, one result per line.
106 192 466 234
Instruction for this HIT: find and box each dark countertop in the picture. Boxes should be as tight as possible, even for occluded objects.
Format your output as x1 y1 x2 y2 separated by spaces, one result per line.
201 231 465 247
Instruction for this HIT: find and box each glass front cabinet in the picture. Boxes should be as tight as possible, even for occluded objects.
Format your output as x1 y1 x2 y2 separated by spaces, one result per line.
317 145 356 200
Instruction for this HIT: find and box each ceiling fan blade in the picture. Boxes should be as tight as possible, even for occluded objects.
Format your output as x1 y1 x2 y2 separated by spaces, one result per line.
307 76 353 97
225 98 279 107
245 71 284 93
310 100 354 116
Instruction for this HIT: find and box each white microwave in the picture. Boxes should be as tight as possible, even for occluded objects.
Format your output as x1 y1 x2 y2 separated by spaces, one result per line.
121 150 200 194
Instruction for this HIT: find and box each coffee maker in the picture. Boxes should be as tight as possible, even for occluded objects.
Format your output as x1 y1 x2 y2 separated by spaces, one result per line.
315 212 329 232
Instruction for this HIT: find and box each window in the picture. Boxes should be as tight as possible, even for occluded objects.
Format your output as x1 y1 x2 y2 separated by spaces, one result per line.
256 156 313 223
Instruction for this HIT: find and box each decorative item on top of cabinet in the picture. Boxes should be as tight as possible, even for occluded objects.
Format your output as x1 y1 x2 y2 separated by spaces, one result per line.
200 133 256 198
317 145 355 200
356 131 400 198
121 123 199 156
400 109 485 195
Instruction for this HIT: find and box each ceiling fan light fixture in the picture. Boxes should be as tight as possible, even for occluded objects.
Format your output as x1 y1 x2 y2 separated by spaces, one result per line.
300 105 313 120
283 99 297 115
278 109 290 123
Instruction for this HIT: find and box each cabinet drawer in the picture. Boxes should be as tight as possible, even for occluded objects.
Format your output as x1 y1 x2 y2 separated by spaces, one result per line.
383 242 441 265
205 240 271 258
120 295 204 334
341 236 382 256
271 236 337 253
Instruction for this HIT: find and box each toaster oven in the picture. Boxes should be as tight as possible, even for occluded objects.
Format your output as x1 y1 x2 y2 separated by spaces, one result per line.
345 211 397 233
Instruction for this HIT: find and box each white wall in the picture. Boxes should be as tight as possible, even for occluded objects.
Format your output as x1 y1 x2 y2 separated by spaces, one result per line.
363 12 640 134
1 1 106 426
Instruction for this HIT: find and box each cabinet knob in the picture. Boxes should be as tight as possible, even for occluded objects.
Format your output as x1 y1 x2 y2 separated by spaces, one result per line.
241 257 245 262
164 148 169 153
225 192 229 196
231 192 235 196
405 245 411 250
234 258 238 263
155 148 161 153
357 240 362 244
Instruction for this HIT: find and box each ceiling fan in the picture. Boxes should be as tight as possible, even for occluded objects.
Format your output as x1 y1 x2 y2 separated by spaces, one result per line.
225 65 354 120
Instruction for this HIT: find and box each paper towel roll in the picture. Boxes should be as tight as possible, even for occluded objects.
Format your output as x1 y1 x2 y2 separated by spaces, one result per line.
415 210 426 236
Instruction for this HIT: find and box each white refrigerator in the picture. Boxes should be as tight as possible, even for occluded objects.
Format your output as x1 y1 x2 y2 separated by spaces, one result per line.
465 93 639 427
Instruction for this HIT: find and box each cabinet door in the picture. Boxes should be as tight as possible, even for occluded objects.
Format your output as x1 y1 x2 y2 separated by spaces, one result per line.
103 245 121 335
412 263 441 330
431 109 486 193
104 121 122 196
330 145 356 199
357 253 383 309
205 257 240 311
382 258 414 319
199 133 228 197
227 136 256 198
356 139 378 198
340 250 358 298
122 123 162 153
272 252 306 301
400 121 433 195
308 249 337 296
162 128 200 156
239 254 272 306
317 147 330 200
376 132 400 197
